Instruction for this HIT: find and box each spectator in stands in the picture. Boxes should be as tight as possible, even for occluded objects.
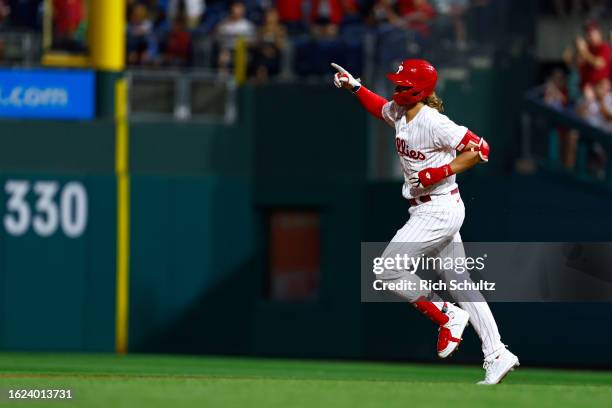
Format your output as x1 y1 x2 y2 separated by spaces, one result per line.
310 0 343 38
0 1 5 62
431 0 468 50
0 0 7 62
577 78 611 178
340 0 361 26
562 44 584 106
252 7 287 81
168 0 205 29
275 0 305 35
398 0 436 37
126 0 135 17
142 0 168 30
544 68 579 170
0 0 6 61
369 0 401 26
369 0 410 69
216 1 255 72
0 0 9 27
578 78 612 132
544 68 569 110
52 0 87 52
127 3 156 65
161 13 192 66
573 21 610 89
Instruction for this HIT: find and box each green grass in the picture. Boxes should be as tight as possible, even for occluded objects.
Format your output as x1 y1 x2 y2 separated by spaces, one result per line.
0 353 611 407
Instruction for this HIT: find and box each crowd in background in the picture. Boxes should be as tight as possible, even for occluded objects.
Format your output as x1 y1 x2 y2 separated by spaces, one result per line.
124 0 496 80
542 17 612 175
544 21 611 128
0 0 497 79
0 0 88 55
127 0 498 79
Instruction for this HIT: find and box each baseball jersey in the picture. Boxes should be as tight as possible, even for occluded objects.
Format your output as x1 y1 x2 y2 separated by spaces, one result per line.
382 102 467 200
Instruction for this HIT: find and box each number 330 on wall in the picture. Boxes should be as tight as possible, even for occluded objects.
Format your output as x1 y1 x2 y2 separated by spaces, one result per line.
3 180 88 238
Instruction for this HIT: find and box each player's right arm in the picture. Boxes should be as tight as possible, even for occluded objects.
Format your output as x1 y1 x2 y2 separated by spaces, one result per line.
331 63 388 121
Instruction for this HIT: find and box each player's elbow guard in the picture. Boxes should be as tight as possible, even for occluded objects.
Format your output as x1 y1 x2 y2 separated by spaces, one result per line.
478 138 490 162
457 130 489 162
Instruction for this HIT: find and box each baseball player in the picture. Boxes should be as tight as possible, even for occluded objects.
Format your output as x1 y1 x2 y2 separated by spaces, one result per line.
332 60 519 384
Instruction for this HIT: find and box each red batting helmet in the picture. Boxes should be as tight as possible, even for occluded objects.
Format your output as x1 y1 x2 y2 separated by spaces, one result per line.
386 60 438 106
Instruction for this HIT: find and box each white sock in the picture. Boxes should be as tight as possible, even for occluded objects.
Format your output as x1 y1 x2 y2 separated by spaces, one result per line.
458 301 504 358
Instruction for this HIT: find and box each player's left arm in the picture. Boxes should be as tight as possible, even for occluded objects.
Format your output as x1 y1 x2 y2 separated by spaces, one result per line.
448 150 483 174
411 130 489 188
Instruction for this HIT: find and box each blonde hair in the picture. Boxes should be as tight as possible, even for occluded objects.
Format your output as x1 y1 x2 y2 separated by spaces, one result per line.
423 93 444 113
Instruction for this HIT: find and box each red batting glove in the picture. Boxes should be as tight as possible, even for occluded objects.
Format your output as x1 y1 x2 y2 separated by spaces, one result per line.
417 164 454 188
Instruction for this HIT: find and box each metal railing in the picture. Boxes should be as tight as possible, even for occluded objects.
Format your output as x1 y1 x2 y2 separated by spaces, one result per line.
522 88 612 188
126 69 238 124
0 31 42 66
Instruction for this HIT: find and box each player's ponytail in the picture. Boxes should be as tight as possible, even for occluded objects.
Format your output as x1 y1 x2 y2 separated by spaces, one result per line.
423 93 444 113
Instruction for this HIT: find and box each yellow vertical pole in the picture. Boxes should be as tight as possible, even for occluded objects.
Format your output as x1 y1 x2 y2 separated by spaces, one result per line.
234 37 247 85
115 79 130 354
42 0 52 51
89 0 128 352
89 0 125 71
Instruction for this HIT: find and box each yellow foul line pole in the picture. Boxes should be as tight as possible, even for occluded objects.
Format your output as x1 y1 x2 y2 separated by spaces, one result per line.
115 79 130 354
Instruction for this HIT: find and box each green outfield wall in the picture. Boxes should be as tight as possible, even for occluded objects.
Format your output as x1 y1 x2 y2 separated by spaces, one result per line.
0 77 611 367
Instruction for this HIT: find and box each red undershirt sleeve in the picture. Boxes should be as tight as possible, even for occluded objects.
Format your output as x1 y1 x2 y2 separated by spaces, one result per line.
354 86 387 121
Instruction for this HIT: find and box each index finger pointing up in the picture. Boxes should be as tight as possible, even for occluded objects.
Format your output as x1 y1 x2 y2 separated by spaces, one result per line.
331 63 348 74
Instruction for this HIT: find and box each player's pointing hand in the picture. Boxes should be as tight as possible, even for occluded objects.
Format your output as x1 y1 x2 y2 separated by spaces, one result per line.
331 63 361 92
331 62 348 74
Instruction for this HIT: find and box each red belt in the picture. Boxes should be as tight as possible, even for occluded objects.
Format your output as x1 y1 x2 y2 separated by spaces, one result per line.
409 188 459 207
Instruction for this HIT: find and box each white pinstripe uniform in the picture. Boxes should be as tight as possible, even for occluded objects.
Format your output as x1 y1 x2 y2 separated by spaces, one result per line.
379 101 505 358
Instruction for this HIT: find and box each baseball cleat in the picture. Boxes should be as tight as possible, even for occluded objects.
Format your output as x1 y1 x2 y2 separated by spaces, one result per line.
477 348 520 385
437 303 470 358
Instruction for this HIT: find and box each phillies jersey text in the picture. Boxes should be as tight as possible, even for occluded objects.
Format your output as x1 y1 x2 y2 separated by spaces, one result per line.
382 102 467 199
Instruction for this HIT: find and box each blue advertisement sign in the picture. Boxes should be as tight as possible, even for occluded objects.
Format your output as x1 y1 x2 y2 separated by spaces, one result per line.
0 69 95 120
